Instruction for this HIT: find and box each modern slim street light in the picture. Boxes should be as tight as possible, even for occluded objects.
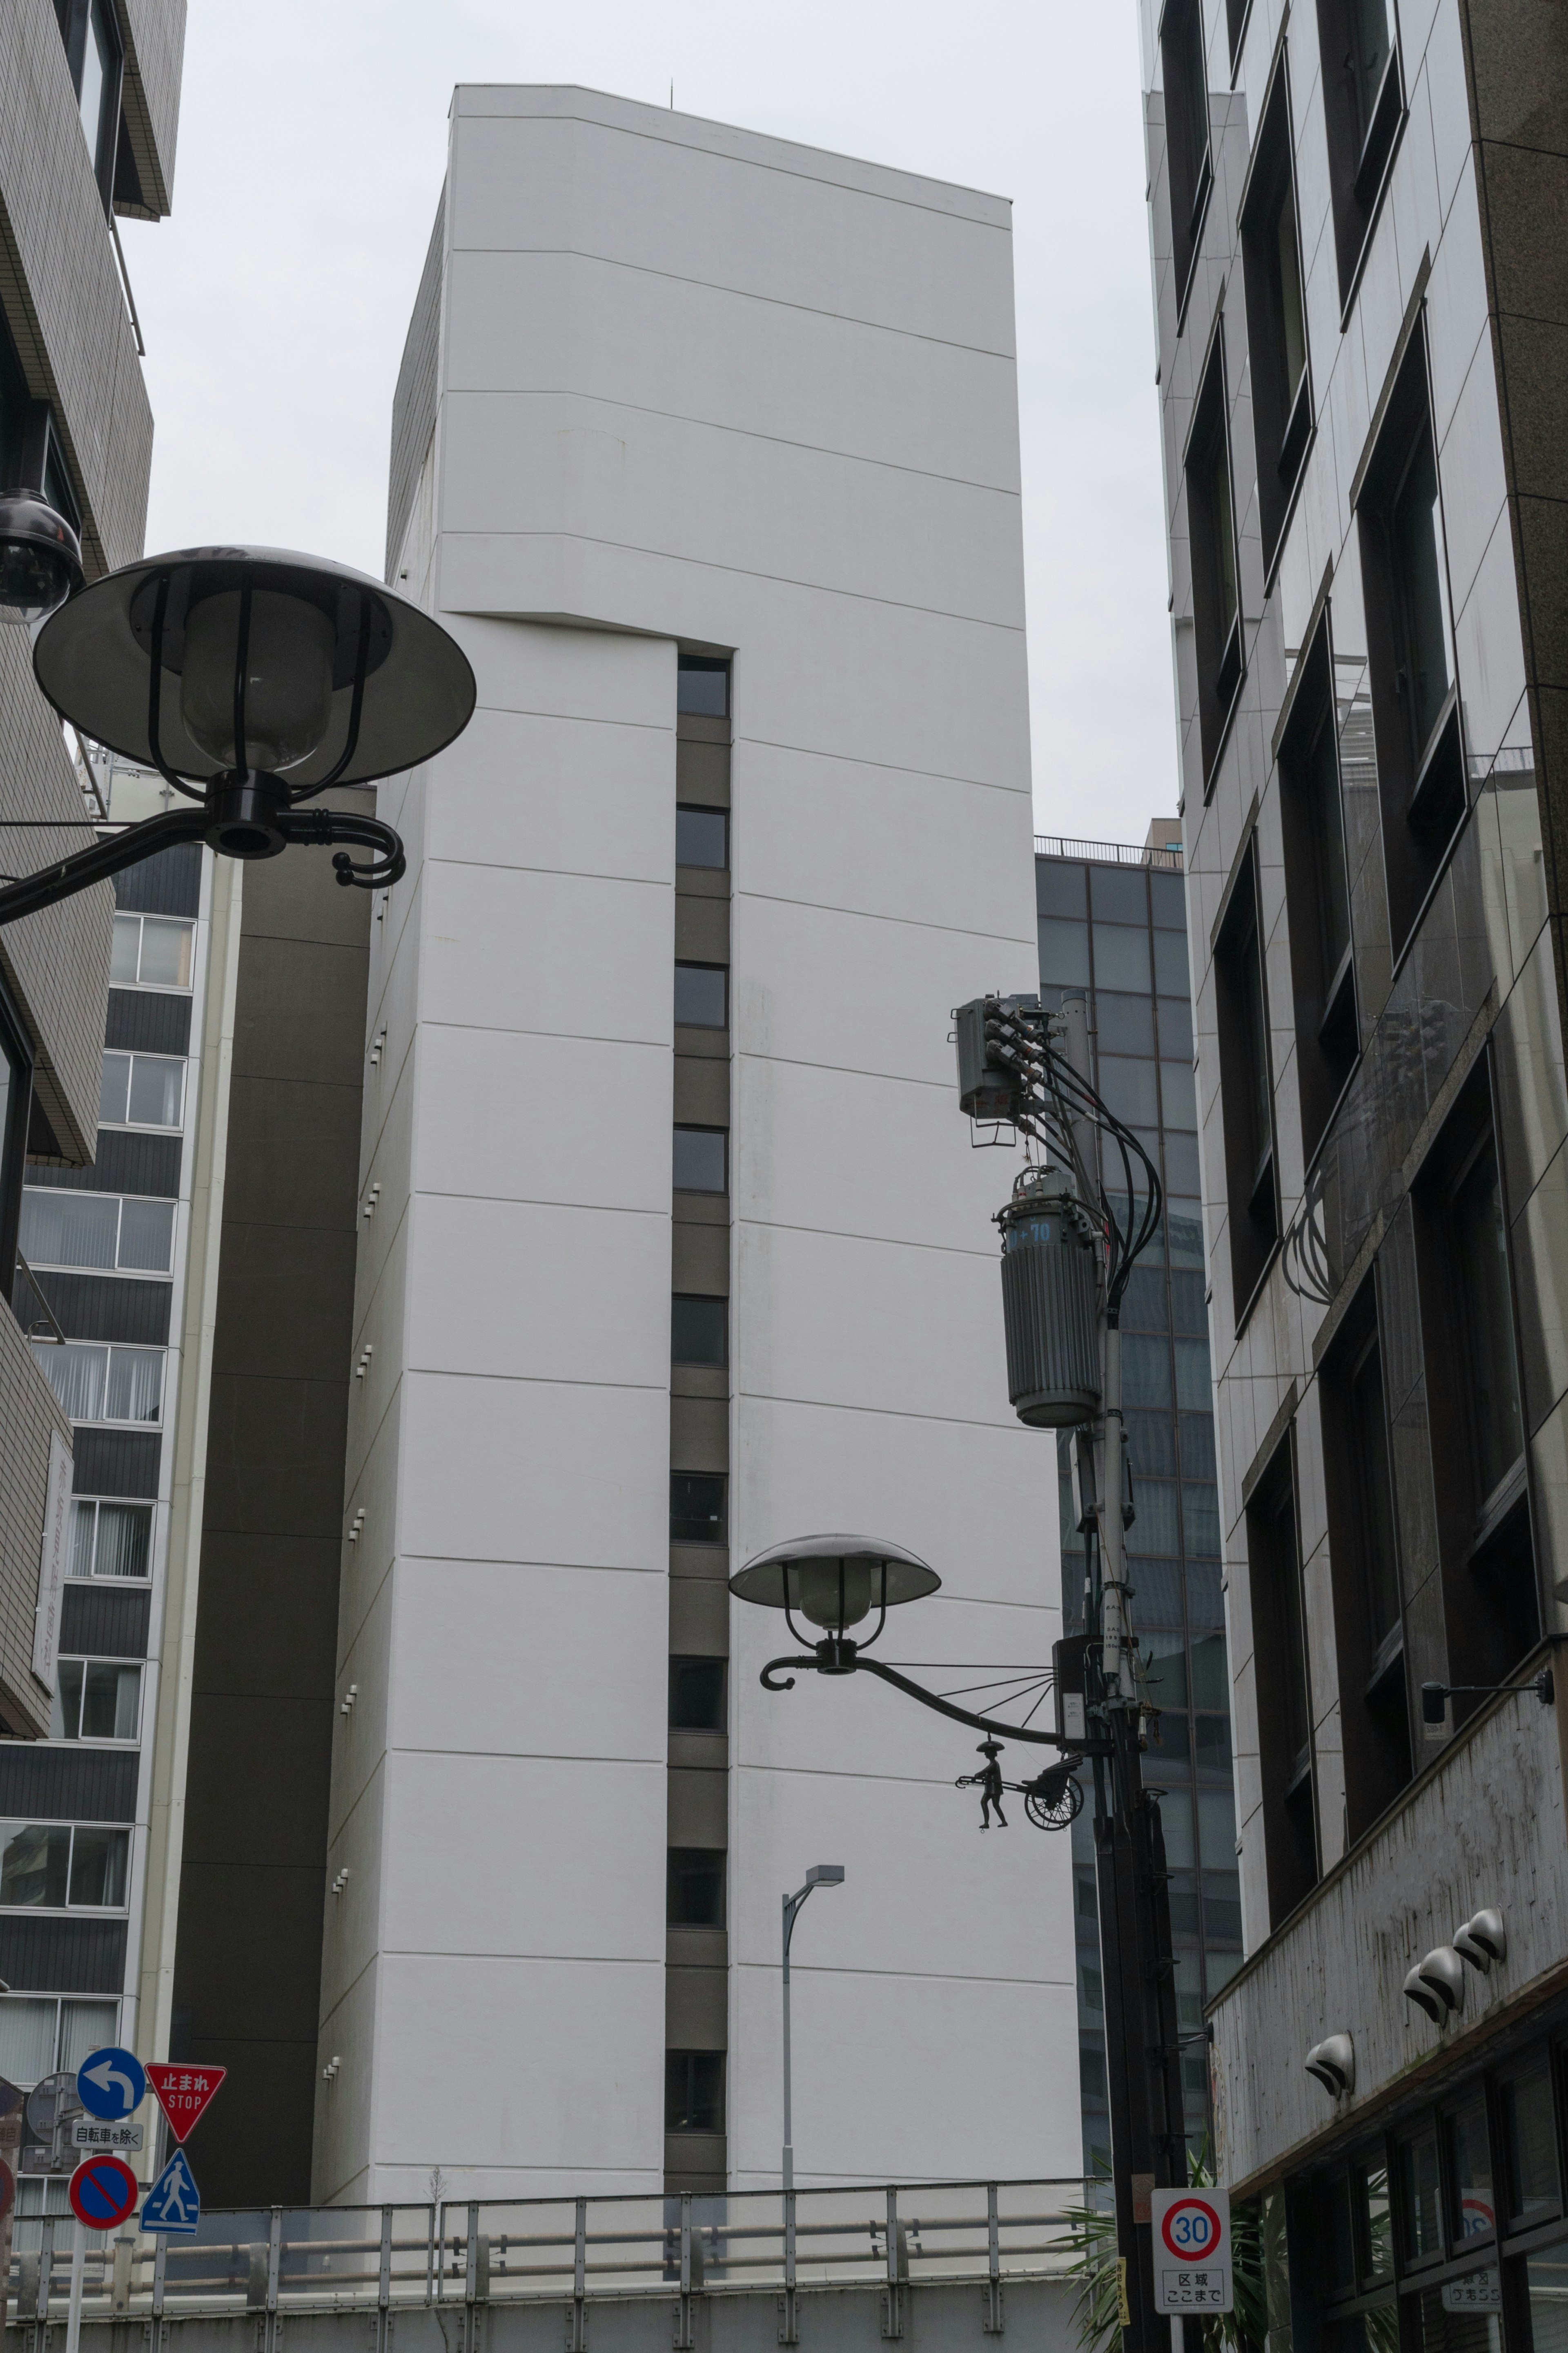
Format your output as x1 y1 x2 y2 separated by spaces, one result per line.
0 507 475 925
780 1862 844 2196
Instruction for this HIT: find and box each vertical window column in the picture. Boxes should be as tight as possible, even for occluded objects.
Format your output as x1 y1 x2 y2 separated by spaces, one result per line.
666 652 732 2196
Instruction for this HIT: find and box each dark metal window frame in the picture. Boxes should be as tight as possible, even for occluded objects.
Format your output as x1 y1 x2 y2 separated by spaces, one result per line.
1243 1427 1320 1927
0 968 36 1310
1276 612 1359 1169
1160 0 1216 325
1212 831 1279 1322
1411 1055 1539 1711
1355 315 1465 965
1314 0 1407 318
1238 48 1314 577
53 0 125 214
1184 321 1246 799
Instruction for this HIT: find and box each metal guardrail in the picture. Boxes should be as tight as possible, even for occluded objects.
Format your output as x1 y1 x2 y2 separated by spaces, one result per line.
1035 834 1183 870
6 2179 1089 2328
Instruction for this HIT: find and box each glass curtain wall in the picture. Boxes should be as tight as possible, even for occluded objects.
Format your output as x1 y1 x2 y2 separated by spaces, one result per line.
1036 845 1239 2175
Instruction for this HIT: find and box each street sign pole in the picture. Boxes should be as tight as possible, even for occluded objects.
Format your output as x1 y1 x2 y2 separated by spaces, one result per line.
65 2226 84 2353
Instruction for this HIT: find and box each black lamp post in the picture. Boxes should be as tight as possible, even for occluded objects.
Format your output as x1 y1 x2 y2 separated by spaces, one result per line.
0 510 476 926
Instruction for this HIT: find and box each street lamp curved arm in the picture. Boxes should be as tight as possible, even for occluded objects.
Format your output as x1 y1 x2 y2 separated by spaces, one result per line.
757 1645 1104 1753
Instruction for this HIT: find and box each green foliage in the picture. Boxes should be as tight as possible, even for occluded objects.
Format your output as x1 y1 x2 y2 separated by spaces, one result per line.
1049 2147 1268 2353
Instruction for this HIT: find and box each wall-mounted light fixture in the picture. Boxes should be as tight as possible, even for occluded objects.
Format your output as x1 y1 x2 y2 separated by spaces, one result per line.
1304 2033 1355 2097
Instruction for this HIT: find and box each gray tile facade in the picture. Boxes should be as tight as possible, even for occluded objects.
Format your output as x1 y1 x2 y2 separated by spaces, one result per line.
1139 0 1568 2261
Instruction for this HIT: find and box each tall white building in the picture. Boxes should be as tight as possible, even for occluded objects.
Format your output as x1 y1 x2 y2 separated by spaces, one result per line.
317 85 1071 2205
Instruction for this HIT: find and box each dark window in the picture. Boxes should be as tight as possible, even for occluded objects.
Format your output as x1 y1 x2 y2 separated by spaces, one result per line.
1278 623 1357 1160
1397 2121 1443 2265
672 1295 726 1368
1214 841 1278 1314
53 0 123 206
673 1126 726 1194
669 1657 726 1732
1185 335 1244 787
1357 331 1462 954
0 312 77 531
1322 1281 1411 1838
1036 861 1086 919
665 2050 724 2133
1160 0 1213 311
1501 2057 1559 2230
1444 2085 1493 2246
677 656 729 718
676 806 728 869
1240 62 1312 564
670 1474 725 1545
1245 1442 1318 1924
1316 0 1402 300
1414 1071 1536 1705
0 977 33 1307
667 1848 725 1928
674 963 727 1029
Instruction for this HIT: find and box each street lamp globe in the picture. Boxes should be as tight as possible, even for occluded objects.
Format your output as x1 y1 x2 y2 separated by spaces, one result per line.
0 490 83 627
730 1533 940 1649
31 544 475 856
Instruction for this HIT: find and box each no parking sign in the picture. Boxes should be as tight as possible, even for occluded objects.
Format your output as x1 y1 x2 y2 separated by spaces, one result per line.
1149 2188 1233 2313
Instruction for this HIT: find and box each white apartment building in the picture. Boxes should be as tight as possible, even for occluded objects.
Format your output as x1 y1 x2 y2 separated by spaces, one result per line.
318 85 1071 2204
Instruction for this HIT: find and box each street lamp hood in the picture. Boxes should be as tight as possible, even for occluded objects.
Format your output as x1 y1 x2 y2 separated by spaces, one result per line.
730 1534 940 1631
32 546 475 793
0 489 83 627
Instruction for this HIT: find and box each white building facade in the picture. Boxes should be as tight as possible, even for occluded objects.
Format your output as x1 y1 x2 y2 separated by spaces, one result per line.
318 85 1073 2205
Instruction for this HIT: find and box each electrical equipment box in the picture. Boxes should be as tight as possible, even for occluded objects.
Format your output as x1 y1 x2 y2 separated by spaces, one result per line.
996 1173 1101 1427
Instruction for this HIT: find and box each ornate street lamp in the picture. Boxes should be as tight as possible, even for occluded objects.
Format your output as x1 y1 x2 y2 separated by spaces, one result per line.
729 1532 1092 1829
0 517 475 926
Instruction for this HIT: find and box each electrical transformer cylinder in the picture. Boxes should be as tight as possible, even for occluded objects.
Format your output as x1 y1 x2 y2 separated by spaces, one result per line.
996 1184 1102 1428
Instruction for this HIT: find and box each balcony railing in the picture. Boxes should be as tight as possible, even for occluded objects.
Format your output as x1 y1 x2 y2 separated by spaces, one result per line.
1035 834 1183 870
7 2178 1088 2328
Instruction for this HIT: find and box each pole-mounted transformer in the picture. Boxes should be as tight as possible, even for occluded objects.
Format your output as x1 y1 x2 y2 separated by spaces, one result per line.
996 1170 1102 1427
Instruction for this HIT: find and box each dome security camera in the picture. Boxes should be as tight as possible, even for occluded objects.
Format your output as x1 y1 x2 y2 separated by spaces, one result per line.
1405 1947 1466 2022
1454 1909 1506 1972
1305 2033 1355 2097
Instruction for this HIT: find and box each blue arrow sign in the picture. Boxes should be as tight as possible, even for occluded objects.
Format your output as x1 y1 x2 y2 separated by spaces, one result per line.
141 2149 200 2236
76 2047 145 2122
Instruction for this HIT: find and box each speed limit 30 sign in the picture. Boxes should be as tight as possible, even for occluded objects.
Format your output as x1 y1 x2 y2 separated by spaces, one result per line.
1149 2188 1233 2313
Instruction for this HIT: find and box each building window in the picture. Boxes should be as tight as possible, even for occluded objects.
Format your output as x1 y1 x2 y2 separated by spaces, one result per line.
667 1849 725 1928
1160 0 1213 312
19 1188 175 1277
673 1127 727 1194
1415 1073 1536 1700
31 1341 163 1426
676 808 728 870
677 656 729 718
110 915 194 992
68 1498 152 1581
1185 333 1244 788
1358 334 1461 951
0 1822 129 1910
665 2050 724 2134
674 964 727 1030
669 1657 726 1731
1214 840 1278 1315
1240 60 1312 565
1322 1282 1411 1836
670 1474 726 1545
0 1996 117 2092
1278 623 1357 1162
50 1660 140 1744
1316 0 1402 298
54 0 123 204
1245 1441 1317 1923
0 979 32 1309
672 1296 726 1368
98 1051 185 1131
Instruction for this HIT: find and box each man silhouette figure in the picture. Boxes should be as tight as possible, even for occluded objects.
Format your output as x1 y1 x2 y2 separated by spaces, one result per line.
976 1741 1008 1830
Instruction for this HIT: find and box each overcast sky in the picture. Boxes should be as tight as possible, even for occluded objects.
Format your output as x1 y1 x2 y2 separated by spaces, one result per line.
120 0 1175 848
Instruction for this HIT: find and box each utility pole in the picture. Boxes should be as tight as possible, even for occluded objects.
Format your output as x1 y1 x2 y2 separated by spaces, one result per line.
958 989 1189 2353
